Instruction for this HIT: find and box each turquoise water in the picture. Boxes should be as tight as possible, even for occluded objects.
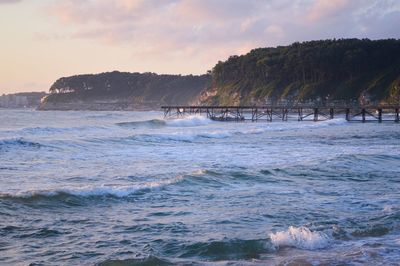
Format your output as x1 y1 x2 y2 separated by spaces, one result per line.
0 109 399 265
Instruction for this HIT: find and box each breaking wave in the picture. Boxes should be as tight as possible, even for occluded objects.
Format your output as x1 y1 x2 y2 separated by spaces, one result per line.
116 119 166 128
165 115 212 127
0 176 184 201
269 226 330 250
131 131 231 143
116 115 212 129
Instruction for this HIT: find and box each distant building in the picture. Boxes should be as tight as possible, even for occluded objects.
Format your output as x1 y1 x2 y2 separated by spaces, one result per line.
0 92 47 108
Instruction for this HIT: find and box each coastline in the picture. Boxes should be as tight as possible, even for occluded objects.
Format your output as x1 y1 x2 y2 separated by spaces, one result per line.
37 101 158 111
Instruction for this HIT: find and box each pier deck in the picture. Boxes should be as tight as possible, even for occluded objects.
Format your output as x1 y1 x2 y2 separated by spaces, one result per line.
161 105 400 123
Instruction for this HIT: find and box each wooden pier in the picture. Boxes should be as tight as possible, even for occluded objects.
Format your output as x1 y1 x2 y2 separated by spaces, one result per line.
161 105 400 123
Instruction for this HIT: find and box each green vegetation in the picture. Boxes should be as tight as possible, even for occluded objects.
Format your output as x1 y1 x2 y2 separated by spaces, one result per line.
43 39 400 110
43 71 210 108
202 39 400 105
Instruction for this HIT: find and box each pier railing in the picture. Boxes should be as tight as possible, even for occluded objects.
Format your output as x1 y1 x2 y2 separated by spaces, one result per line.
161 105 400 123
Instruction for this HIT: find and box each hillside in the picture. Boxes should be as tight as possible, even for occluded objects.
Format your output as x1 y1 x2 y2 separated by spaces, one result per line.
39 72 210 110
40 39 400 110
199 39 400 105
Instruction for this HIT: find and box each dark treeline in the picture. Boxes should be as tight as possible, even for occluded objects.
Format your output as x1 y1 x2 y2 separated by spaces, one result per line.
43 39 400 109
202 39 400 105
45 71 210 107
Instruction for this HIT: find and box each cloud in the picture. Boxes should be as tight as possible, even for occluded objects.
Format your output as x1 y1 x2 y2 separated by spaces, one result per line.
0 0 22 4
42 0 400 73
307 0 350 22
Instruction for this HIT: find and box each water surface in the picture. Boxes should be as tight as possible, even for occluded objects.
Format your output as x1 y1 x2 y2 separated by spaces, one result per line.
0 109 399 265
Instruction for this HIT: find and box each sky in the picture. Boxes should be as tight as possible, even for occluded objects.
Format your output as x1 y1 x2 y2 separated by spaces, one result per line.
1 0 400 94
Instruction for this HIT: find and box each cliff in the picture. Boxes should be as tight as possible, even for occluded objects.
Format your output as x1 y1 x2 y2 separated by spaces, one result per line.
199 39 400 105
39 71 210 110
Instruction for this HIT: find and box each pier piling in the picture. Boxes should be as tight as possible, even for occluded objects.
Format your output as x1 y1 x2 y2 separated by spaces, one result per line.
161 105 400 123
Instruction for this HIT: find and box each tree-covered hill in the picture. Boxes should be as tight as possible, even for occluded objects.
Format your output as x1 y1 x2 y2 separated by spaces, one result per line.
39 71 210 110
200 39 400 105
40 39 400 110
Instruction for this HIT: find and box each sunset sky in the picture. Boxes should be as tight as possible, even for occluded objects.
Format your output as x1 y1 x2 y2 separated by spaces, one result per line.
1 0 399 93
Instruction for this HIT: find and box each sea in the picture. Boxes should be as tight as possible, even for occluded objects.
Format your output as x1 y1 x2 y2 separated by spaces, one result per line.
0 109 399 265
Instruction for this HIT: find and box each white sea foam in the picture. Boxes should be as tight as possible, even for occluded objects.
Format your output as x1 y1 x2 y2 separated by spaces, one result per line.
135 130 231 142
319 118 348 126
166 115 212 127
63 177 182 197
269 226 330 250
197 131 231 139
227 117 348 136
5 176 184 199
383 205 397 213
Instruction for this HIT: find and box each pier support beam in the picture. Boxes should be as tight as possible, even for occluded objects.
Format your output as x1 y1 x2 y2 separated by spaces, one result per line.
269 109 273 122
378 109 382 123
298 108 303 121
313 108 319 122
282 109 288 121
252 108 257 122
361 108 366 123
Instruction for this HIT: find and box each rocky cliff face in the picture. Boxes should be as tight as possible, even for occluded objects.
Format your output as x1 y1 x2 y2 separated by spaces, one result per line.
39 71 210 110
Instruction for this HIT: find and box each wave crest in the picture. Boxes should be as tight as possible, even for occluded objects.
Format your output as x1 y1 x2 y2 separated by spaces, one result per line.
132 131 230 143
116 116 211 129
116 119 166 128
0 176 184 201
269 226 330 250
166 115 212 127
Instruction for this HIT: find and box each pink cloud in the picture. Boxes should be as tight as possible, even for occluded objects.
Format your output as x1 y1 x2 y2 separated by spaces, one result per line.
307 0 350 22
40 0 400 74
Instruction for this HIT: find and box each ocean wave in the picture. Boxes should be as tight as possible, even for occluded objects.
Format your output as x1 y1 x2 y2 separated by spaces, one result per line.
116 119 166 128
0 176 184 202
116 116 212 129
226 117 348 136
132 131 230 143
319 117 348 126
269 226 330 250
178 238 270 261
117 117 351 144
351 225 391 237
166 115 212 127
98 256 172 266
4 125 112 136
0 138 43 149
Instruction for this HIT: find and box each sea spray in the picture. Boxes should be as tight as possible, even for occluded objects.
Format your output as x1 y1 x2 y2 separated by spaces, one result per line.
269 226 330 250
166 115 212 127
